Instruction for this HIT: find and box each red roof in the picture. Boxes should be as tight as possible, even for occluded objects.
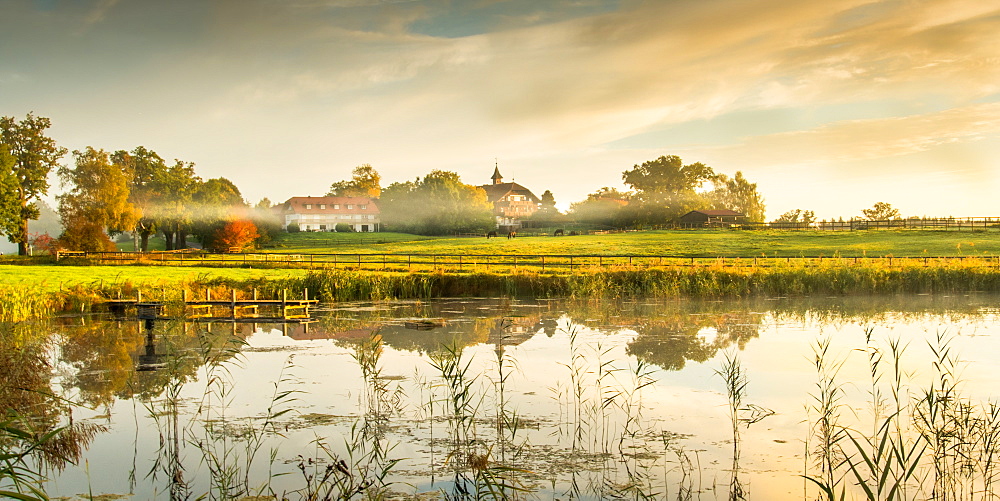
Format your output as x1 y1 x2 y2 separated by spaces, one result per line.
278 196 380 215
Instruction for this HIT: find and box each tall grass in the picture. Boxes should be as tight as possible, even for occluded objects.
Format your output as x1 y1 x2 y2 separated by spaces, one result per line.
805 327 1000 501
0 286 52 323
7 255 1000 322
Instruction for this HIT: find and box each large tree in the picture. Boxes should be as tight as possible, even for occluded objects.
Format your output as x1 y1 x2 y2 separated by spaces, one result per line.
327 164 381 198
0 147 19 237
379 170 493 235
190 177 246 246
112 146 170 252
0 114 68 255
57 147 139 251
622 155 715 224
153 160 200 250
709 171 766 222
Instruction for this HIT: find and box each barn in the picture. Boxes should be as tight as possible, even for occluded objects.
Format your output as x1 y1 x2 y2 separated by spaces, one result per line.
679 209 746 228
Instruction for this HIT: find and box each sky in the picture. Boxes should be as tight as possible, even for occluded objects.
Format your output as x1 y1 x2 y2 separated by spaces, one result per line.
3 0 1000 220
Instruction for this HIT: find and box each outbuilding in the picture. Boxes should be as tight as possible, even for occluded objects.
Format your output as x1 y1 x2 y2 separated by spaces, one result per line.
679 209 746 228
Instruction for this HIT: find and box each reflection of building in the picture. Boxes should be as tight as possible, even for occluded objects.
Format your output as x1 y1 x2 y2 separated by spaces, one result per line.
679 209 746 228
277 196 380 232
479 166 540 230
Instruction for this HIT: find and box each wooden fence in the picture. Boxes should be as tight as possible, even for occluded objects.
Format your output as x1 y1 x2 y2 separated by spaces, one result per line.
62 251 1000 273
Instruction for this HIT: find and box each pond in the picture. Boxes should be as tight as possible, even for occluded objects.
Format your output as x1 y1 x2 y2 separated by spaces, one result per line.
7 294 1000 500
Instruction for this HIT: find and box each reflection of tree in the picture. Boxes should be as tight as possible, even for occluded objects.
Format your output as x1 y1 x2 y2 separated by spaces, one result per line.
53 318 250 404
0 321 103 471
626 312 765 371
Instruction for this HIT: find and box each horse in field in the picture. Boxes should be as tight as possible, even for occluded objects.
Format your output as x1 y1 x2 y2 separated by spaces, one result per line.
507 231 517 239
553 229 564 236
486 231 498 238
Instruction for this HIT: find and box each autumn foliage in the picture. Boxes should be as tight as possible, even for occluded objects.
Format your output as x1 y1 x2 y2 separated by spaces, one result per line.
209 220 259 253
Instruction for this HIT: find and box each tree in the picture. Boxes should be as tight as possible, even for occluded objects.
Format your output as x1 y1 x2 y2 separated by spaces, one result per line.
862 202 900 220
709 171 766 222
207 220 259 253
0 147 19 237
0 114 68 255
531 190 560 219
569 187 631 227
772 209 816 226
152 160 200 250
191 177 246 246
56 147 139 251
327 164 381 198
622 155 716 224
112 146 170 252
379 170 494 235
251 198 282 247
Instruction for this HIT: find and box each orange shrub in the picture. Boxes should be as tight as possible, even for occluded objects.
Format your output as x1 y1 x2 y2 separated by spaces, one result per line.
210 220 260 253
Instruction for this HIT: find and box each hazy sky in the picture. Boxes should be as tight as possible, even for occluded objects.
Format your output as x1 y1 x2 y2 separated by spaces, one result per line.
3 0 999 219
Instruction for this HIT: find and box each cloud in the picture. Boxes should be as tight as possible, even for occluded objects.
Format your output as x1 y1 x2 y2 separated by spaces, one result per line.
83 0 122 25
703 103 1000 173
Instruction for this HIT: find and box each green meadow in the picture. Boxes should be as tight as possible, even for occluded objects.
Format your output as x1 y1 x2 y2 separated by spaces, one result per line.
260 229 1000 257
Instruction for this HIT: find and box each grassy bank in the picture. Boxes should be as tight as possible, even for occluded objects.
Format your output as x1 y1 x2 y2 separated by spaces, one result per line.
3 258 1000 322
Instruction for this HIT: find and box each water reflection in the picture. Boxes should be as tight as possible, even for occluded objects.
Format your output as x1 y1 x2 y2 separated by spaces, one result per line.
6 294 1000 499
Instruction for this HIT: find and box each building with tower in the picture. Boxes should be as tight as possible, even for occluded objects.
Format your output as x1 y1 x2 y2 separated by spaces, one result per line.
478 166 541 229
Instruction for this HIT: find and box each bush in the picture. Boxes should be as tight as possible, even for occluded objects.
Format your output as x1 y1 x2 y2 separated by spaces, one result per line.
335 223 353 233
209 220 260 253
286 222 300 233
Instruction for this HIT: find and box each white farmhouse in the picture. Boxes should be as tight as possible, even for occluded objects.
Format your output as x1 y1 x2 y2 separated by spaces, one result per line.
277 196 380 232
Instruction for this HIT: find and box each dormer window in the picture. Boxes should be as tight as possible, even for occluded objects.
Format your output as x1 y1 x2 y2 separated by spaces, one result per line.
333 204 340 209
346 204 354 210
305 204 312 209
319 204 326 209
360 204 367 210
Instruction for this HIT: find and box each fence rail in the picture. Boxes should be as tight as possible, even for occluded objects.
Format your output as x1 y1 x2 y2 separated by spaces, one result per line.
61 251 1000 273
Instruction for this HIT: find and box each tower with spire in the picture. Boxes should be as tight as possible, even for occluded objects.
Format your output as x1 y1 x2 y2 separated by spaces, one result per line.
491 163 503 185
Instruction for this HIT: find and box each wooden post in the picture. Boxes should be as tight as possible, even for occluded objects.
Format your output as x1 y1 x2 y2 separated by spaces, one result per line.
231 289 237 318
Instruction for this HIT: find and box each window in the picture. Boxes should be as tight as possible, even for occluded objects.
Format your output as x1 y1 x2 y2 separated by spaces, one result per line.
367 215 375 220
304 204 312 209
346 204 354 210
319 224 326 230
319 204 326 209
333 204 340 209
360 204 367 210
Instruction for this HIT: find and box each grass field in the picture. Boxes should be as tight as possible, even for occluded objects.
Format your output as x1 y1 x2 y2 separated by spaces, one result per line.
256 229 1000 257
0 264 309 292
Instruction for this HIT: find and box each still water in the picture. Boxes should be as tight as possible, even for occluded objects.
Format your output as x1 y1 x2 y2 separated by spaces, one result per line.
12 294 1000 499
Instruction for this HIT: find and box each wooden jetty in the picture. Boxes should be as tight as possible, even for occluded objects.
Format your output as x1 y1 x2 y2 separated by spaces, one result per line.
102 288 318 321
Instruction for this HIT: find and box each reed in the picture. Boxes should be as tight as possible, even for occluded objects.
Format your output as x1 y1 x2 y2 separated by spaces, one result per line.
0 412 58 501
0 286 52 323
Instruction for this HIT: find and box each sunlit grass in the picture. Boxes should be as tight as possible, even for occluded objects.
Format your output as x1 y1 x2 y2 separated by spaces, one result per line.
261 229 1000 257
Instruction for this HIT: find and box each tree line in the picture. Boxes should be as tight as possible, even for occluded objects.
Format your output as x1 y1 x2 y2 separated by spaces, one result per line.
11 113 911 254
0 114 279 255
